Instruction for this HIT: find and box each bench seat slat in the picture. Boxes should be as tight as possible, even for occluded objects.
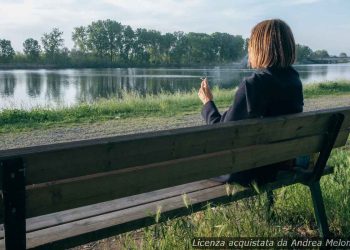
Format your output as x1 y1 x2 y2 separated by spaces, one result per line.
0 167 334 249
14 180 221 236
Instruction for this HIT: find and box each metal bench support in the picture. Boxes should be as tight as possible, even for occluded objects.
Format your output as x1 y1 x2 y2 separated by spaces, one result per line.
308 181 330 237
1 158 26 250
306 113 344 238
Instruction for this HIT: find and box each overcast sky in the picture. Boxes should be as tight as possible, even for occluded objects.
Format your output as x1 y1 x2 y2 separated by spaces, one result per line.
0 0 349 55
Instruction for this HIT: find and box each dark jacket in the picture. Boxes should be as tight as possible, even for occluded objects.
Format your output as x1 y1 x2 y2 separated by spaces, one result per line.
201 66 304 185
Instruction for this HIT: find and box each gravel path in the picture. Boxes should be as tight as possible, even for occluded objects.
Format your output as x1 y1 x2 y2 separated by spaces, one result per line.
1 95 350 150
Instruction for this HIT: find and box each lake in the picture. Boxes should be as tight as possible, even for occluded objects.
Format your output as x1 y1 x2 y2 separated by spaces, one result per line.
1 63 350 110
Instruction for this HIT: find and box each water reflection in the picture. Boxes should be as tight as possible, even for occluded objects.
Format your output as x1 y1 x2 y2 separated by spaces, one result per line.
0 64 350 110
0 73 16 97
26 73 42 97
46 73 62 101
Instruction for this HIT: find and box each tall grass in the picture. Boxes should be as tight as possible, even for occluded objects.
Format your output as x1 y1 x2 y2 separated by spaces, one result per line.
1 80 350 133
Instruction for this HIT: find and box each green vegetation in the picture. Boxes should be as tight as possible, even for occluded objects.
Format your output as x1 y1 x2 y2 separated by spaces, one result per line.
113 145 350 249
0 20 245 68
304 81 350 97
1 81 350 133
0 19 347 68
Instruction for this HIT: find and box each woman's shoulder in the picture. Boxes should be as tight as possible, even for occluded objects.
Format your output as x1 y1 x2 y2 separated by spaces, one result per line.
242 66 301 86
240 69 271 88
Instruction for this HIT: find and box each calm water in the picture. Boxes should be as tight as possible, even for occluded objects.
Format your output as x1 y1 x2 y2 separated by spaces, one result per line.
0 64 350 110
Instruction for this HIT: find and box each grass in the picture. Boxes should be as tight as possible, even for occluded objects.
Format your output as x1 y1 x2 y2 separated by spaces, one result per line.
304 81 350 98
93 144 350 249
1 80 350 133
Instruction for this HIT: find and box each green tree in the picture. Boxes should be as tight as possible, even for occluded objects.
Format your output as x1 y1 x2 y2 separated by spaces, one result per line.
296 44 313 62
120 25 135 64
186 32 215 64
72 26 88 53
23 38 41 62
41 28 65 62
0 39 15 62
160 32 177 64
212 33 244 62
133 28 153 65
169 31 189 65
87 19 123 63
312 49 329 59
339 52 348 58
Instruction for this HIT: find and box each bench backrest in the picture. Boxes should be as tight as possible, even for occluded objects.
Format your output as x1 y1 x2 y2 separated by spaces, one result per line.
1 107 350 221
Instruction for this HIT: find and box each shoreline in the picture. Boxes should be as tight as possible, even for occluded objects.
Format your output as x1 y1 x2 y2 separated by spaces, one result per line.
1 81 350 134
0 62 348 71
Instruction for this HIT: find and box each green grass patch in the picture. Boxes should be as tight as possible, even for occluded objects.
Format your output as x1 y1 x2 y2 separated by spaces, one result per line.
303 80 350 98
1 80 350 133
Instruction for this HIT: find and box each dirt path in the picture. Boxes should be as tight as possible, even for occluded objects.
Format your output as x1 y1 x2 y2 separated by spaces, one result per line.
1 95 350 150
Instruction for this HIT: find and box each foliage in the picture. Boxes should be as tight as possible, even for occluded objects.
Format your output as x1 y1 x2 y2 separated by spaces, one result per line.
312 49 330 59
23 38 41 62
0 39 15 62
0 19 246 67
296 44 313 63
41 28 65 63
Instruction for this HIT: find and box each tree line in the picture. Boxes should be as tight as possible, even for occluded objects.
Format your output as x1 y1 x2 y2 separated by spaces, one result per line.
0 19 346 68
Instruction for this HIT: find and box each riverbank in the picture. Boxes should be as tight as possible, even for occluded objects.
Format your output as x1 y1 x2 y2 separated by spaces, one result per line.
1 81 350 134
1 61 348 70
1 84 350 150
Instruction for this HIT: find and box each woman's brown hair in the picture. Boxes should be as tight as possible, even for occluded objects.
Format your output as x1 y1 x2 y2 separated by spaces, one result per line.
248 19 296 69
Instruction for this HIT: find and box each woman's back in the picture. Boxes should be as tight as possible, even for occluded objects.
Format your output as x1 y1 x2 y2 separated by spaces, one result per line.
197 19 304 185
201 66 303 124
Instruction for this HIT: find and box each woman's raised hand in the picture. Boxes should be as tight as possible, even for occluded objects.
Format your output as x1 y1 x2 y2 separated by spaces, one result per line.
198 78 213 105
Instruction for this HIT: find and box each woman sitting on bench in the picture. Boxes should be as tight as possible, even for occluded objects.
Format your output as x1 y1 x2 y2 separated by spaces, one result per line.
198 19 306 185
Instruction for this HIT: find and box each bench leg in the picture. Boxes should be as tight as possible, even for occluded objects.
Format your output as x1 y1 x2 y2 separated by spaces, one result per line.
1 158 26 250
308 181 330 238
265 190 275 221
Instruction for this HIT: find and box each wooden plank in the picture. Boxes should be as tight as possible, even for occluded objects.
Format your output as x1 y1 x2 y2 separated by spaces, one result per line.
6 168 333 249
0 108 349 186
24 133 328 218
0 179 221 237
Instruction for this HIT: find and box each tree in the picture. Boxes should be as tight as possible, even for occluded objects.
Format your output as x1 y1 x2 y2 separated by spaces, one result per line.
296 44 313 62
120 25 135 64
23 38 41 61
72 26 88 53
160 32 176 64
0 39 15 62
169 31 189 65
41 28 65 61
186 32 215 64
212 33 245 62
339 52 348 58
86 19 123 63
312 50 329 59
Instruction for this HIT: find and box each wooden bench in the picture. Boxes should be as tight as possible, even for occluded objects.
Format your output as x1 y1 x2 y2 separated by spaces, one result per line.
0 107 350 249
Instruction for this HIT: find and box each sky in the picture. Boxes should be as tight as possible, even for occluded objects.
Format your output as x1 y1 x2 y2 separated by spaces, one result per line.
0 0 349 55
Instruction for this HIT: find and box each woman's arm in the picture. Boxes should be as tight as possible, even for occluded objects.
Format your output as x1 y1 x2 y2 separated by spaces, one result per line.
199 81 250 125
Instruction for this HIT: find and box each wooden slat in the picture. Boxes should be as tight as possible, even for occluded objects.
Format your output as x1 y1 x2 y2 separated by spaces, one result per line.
24 133 330 218
0 179 221 239
1 167 334 249
0 108 349 186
